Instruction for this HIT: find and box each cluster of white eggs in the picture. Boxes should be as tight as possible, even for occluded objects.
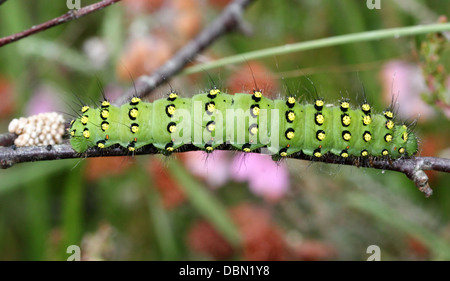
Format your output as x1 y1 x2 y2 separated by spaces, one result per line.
8 112 65 147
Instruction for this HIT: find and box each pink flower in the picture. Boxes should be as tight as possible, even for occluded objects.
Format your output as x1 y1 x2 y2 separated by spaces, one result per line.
231 153 290 202
182 150 290 201
380 60 436 121
183 150 231 188
26 84 64 116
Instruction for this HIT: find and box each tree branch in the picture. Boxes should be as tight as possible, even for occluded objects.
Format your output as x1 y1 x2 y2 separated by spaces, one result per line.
121 0 255 102
0 0 122 48
1 142 448 197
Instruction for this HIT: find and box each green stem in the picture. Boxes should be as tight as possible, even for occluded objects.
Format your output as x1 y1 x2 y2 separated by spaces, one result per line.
181 23 450 75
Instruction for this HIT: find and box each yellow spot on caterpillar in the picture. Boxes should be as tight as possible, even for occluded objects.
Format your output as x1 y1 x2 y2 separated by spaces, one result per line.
280 151 288 157
167 105 176 115
287 97 296 104
207 123 216 132
252 106 260 116
341 152 349 158
70 130 75 137
286 131 295 140
98 143 105 149
317 131 326 141
315 99 324 107
385 134 393 142
402 132 408 142
131 97 141 104
81 106 89 113
363 132 372 142
243 147 251 153
209 89 220 96
129 108 138 118
102 123 109 131
402 125 407 130
250 126 258 135
166 146 174 152
382 149 389 156
315 114 324 125
342 115 351 126
254 91 262 98
169 92 178 99
361 103 371 112
363 115 372 125
168 124 177 133
287 111 295 121
343 132 351 141
81 115 88 125
361 150 368 157
340 101 350 109
128 147 135 152
131 125 139 133
399 147 405 154
206 146 214 152
314 152 322 158
101 109 109 119
83 130 90 139
70 120 74 125
384 111 394 119
102 101 110 107
207 103 215 113
386 120 394 130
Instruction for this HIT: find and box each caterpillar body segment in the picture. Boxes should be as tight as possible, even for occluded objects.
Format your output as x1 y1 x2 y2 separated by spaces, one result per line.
69 89 418 160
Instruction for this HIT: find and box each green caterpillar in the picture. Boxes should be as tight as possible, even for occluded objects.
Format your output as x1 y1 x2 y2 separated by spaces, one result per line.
69 88 418 160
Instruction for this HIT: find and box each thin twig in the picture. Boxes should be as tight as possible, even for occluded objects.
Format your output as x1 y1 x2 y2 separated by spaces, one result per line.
0 0 122 48
0 142 448 197
121 0 255 102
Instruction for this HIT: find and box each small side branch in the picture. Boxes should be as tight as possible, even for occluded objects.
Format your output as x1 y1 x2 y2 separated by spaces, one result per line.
0 133 16 147
0 0 122 48
1 143 448 197
123 0 255 100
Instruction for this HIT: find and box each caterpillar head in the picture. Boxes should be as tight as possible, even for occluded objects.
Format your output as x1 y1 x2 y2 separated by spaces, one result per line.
392 125 418 157
404 131 418 157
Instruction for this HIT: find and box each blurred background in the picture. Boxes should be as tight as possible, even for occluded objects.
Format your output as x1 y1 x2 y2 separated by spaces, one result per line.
0 0 449 260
